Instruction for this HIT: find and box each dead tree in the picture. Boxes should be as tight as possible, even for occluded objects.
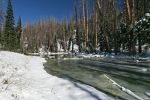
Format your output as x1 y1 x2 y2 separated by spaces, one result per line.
82 0 89 48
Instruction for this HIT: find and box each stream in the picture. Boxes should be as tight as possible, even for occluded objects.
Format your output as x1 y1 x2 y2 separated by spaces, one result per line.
44 55 150 100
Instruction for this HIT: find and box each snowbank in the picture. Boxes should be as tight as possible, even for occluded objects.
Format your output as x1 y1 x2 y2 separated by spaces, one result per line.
0 51 113 100
77 52 150 62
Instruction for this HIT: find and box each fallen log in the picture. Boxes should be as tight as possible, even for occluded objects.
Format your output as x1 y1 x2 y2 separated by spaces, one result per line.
145 92 150 98
104 74 144 100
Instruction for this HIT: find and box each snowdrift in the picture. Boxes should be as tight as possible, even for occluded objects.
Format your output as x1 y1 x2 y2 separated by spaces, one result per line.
0 51 113 100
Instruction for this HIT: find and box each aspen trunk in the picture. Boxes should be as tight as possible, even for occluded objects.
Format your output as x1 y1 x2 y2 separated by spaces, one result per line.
125 0 131 24
82 0 86 48
95 11 98 48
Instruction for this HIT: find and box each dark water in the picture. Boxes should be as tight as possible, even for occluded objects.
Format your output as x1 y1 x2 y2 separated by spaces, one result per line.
44 57 150 100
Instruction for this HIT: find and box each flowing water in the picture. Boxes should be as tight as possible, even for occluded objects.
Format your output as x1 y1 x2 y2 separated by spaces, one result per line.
44 55 150 100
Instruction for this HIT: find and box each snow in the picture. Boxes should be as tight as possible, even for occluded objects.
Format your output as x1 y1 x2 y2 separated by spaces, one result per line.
69 43 79 52
77 53 105 58
77 52 150 62
104 75 144 100
145 92 150 97
134 12 150 33
57 42 64 52
0 51 113 100
145 13 150 17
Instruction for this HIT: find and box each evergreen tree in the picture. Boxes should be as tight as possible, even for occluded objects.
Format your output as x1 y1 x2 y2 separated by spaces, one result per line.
4 0 16 50
0 0 3 45
0 28 1 44
0 0 3 28
16 16 22 49
134 13 150 53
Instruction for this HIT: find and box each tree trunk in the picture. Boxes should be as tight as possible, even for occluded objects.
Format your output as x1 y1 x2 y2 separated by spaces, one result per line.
82 0 86 48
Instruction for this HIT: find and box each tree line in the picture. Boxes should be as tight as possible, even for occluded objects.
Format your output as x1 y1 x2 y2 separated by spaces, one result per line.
0 0 150 55
0 0 22 51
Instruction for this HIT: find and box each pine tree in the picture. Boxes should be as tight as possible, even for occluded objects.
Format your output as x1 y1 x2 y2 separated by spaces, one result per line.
134 13 150 53
0 0 3 45
0 28 1 44
4 0 16 50
16 16 22 49
0 0 3 28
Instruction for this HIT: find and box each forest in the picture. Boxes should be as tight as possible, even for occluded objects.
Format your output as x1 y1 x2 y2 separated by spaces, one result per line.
0 0 150 100
0 0 150 55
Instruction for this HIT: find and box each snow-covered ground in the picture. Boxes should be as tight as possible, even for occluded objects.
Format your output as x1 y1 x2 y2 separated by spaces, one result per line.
0 51 113 100
77 52 150 61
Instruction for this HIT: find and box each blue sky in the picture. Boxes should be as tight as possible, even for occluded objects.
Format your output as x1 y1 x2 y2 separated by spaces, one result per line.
4 0 75 24
3 0 123 25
